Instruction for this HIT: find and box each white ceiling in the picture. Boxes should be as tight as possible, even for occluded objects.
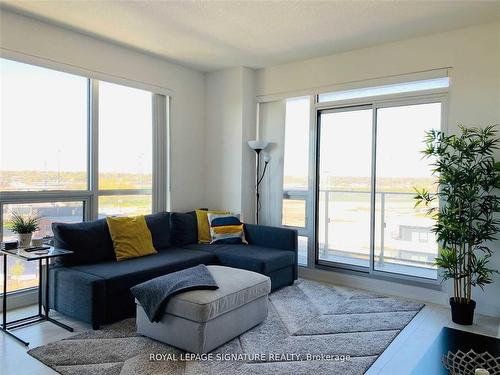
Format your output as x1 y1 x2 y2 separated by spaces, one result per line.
2 1 500 72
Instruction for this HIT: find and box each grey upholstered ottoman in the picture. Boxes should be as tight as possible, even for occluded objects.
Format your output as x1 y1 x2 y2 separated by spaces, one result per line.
136 265 271 354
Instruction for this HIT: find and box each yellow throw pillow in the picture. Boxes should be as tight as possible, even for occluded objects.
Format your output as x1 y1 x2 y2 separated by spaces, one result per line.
106 215 157 261
195 209 230 244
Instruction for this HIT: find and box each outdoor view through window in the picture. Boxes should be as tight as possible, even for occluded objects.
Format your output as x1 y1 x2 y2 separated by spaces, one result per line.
98 81 153 217
317 102 440 279
281 94 441 278
282 97 310 266
0 59 88 293
1 59 88 192
318 108 373 269
373 103 440 278
0 58 155 293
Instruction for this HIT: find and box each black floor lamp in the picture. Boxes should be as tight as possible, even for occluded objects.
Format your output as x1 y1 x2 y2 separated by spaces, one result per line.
248 140 270 224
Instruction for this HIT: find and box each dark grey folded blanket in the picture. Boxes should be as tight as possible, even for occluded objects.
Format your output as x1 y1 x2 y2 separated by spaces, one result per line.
131 264 218 323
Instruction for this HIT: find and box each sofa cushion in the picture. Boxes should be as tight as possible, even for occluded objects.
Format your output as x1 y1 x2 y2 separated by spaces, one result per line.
144 212 171 250
171 212 198 246
71 248 216 294
106 216 157 261
52 219 115 266
182 244 294 274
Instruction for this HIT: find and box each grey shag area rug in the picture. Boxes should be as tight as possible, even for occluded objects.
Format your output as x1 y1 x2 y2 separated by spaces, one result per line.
28 279 423 375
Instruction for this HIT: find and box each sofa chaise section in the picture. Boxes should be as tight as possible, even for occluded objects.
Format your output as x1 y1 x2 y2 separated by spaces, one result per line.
183 244 296 291
182 223 298 290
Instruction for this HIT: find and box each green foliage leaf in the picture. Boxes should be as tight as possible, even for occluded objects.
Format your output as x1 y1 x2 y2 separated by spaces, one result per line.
414 124 500 298
8 211 41 234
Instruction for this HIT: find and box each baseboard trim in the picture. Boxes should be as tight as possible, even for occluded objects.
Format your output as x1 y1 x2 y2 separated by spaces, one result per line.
298 267 500 318
298 267 448 306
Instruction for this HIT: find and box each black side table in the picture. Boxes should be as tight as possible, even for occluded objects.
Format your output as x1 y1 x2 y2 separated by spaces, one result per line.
1 246 74 346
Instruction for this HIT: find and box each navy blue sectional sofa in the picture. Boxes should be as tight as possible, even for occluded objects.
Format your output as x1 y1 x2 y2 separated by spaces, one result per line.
50 211 298 329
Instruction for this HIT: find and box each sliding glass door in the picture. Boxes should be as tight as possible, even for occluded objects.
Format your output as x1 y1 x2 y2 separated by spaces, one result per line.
374 103 440 278
316 100 442 280
317 107 373 268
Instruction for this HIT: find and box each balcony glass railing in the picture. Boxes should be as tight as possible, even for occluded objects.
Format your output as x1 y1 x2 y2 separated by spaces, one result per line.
284 189 438 279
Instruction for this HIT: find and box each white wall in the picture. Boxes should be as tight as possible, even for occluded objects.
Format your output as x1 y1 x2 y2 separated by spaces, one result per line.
258 100 286 226
254 21 500 317
204 67 256 221
241 68 257 222
0 10 206 211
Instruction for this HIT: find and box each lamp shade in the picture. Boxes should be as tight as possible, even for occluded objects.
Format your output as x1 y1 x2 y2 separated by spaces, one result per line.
263 152 271 163
247 140 269 151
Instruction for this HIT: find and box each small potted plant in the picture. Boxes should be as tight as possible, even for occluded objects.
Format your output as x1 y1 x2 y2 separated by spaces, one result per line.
9 211 41 248
415 125 500 325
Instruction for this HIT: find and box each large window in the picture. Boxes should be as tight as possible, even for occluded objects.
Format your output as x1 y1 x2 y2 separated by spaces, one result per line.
282 97 310 266
0 58 168 293
279 75 447 281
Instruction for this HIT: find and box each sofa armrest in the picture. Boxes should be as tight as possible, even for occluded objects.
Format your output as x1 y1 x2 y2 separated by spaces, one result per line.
244 224 298 281
244 224 298 252
49 266 106 329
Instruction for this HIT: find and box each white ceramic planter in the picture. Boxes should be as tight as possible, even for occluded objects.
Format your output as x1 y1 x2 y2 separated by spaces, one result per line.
18 233 33 248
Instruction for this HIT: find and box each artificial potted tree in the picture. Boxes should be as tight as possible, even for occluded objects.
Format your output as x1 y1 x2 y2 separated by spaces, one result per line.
415 125 500 325
9 211 41 248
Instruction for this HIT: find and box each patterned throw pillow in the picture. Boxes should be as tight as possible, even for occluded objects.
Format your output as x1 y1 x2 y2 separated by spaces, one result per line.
207 213 248 245
195 209 230 244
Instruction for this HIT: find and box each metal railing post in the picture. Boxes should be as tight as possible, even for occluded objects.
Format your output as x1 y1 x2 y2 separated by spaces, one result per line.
323 191 329 258
379 192 385 265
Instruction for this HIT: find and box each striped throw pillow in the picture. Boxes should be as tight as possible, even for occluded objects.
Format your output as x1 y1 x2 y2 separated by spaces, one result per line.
207 213 248 245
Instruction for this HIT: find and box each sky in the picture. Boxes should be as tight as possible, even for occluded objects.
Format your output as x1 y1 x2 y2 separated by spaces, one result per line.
0 58 153 175
283 96 310 188
319 102 440 178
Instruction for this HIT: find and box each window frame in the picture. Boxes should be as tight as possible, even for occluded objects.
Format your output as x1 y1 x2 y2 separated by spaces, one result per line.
317 77 450 103
91 80 166 219
0 56 170 295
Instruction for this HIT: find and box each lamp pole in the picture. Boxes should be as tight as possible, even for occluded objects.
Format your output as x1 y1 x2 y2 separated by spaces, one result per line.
248 140 270 225
255 149 261 224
